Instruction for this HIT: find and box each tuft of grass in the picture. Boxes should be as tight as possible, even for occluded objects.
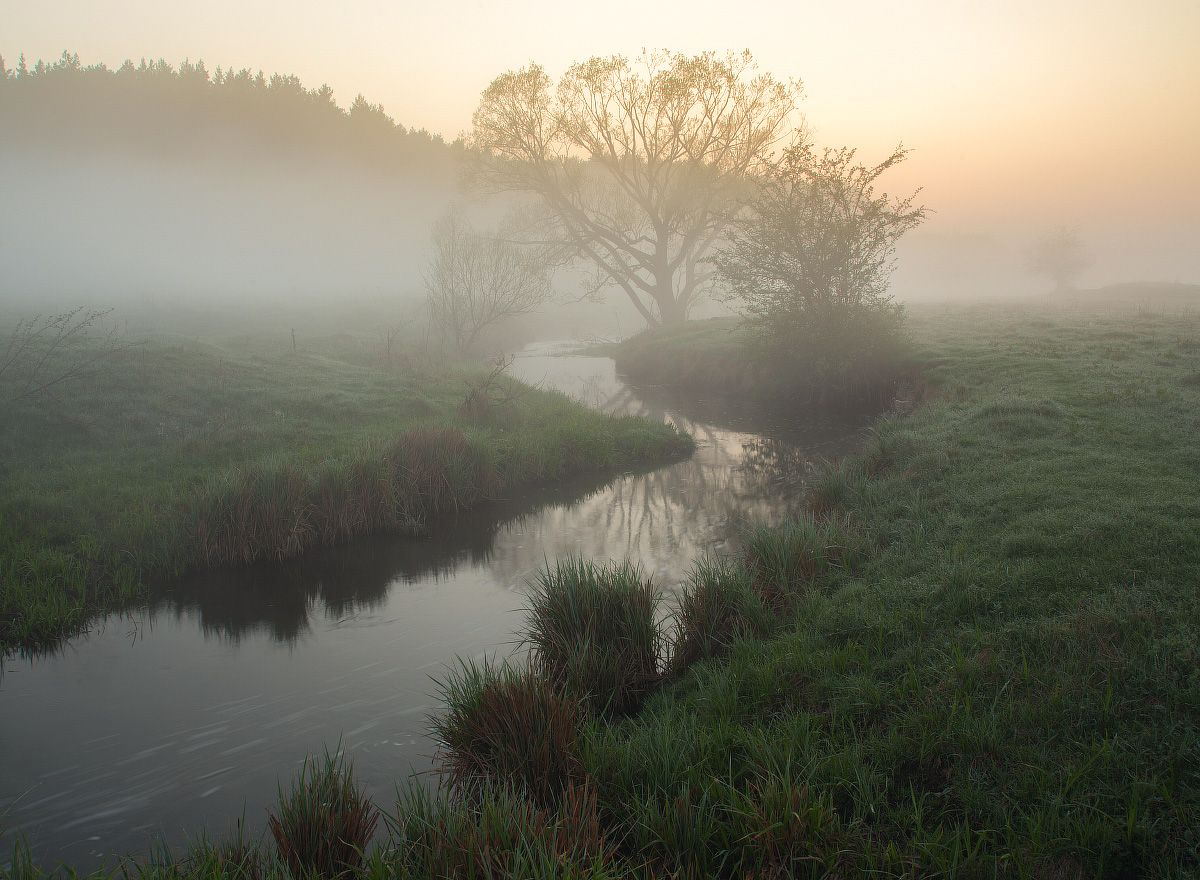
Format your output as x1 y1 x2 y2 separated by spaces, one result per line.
523 557 663 716
266 748 378 880
383 782 616 879
741 515 859 610
430 659 584 805
807 457 865 515
668 555 771 675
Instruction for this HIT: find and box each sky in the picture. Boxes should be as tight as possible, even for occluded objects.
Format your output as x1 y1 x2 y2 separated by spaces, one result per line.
6 0 1200 288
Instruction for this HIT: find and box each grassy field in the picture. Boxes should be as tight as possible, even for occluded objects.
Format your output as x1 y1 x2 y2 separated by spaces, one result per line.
553 302 1200 877
0 330 691 653
5 301 1200 878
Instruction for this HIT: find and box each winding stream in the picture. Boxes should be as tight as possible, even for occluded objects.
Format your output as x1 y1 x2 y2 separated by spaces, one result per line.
0 343 876 867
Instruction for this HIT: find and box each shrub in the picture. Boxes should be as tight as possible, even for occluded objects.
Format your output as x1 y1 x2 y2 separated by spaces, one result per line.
430 659 584 805
523 557 663 716
716 143 924 402
267 748 378 879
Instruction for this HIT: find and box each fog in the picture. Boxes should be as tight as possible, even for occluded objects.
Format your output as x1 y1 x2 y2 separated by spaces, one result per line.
1 51 1196 340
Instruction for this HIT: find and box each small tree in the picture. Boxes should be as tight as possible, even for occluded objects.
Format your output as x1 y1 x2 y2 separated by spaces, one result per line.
1027 227 1089 293
424 212 552 353
718 144 925 393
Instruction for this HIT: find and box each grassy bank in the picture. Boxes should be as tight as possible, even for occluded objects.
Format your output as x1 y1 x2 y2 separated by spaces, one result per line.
7 301 1200 877
612 316 916 408
0 331 691 653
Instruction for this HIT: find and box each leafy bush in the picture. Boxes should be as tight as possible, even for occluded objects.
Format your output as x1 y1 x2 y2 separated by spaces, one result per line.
718 143 925 399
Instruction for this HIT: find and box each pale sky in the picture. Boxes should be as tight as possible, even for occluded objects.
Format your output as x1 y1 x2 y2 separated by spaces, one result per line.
6 0 1200 284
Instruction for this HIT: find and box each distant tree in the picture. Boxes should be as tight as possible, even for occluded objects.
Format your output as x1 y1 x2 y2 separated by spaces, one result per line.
424 212 552 353
1027 227 1090 293
469 50 802 327
717 144 925 391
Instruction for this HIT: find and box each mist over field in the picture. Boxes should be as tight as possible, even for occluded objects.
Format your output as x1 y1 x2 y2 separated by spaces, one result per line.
2 5 1199 875
3 49 1195 332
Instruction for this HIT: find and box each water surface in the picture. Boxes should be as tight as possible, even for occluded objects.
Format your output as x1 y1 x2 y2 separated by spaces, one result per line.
0 344 874 866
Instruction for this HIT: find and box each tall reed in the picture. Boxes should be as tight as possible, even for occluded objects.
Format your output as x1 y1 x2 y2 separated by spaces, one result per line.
430 659 584 806
267 748 378 879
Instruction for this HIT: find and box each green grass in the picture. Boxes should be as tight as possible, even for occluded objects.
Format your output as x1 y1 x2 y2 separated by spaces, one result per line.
6 301 1200 877
523 558 664 716
0 332 692 653
613 315 914 406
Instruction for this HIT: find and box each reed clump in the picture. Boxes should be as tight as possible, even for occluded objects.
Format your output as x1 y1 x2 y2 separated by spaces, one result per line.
741 515 860 610
522 557 663 716
430 659 585 806
266 749 378 880
669 555 772 675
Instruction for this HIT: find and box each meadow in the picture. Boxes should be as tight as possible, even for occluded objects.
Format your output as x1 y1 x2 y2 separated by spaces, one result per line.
0 328 691 652
5 301 1200 877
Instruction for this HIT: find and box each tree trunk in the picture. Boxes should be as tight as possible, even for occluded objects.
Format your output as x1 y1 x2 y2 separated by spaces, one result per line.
654 274 686 326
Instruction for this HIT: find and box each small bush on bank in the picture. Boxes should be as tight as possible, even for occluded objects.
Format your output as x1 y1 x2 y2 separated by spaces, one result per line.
717 143 925 405
430 660 584 805
523 558 663 716
267 749 378 879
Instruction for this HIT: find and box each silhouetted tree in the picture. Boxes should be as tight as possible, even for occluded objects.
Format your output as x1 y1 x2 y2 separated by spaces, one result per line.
425 212 552 352
718 144 925 392
469 51 802 327
1027 227 1090 293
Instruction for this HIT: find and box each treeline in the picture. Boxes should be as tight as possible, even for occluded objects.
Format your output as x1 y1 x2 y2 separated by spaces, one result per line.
0 50 463 169
0 51 470 312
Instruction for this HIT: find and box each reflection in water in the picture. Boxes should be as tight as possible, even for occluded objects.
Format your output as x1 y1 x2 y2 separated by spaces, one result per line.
0 344 875 867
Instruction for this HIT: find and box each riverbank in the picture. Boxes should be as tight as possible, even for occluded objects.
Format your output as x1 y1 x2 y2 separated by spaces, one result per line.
612 316 917 407
0 333 691 653
375 302 1197 877
555 301 1199 876
6 302 1200 877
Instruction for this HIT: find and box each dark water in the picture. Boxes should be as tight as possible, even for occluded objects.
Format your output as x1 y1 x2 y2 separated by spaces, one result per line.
0 344 875 867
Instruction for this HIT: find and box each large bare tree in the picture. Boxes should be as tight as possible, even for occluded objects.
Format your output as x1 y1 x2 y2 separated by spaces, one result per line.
469 51 802 326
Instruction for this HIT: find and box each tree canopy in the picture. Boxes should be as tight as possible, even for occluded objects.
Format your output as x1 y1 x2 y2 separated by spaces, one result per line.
470 51 802 326
0 50 460 166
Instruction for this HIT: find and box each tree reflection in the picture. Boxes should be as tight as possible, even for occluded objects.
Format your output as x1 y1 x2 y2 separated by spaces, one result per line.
138 352 878 646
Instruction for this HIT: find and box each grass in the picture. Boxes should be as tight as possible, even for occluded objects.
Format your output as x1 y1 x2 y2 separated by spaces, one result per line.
522 558 664 716
267 749 378 879
0 331 691 653
430 659 585 805
613 316 915 407
668 554 771 674
6 300 1200 877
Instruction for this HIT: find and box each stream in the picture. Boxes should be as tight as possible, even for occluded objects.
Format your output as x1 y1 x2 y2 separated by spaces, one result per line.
0 343 877 867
